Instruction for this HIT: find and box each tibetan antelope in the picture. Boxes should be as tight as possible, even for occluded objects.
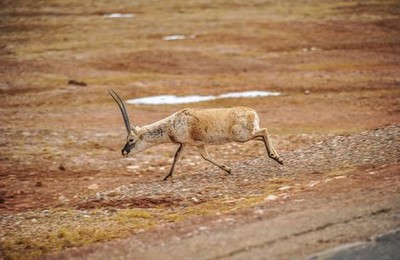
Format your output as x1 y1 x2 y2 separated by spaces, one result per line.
109 90 283 180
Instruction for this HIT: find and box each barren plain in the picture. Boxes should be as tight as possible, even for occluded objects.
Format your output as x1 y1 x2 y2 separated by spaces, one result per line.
0 0 399 259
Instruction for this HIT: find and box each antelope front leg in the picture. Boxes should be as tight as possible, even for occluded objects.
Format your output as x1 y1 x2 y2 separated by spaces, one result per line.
254 128 283 165
198 145 232 174
163 143 186 181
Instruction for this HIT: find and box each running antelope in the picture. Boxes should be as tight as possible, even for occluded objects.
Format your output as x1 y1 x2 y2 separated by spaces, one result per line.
109 90 283 180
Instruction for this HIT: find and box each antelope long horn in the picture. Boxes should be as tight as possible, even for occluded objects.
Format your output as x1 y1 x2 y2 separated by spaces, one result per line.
108 89 132 134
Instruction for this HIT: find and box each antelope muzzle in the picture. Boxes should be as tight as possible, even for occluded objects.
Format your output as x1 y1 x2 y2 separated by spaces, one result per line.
121 142 131 157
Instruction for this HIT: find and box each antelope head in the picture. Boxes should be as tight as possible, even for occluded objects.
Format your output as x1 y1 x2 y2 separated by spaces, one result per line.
108 90 141 157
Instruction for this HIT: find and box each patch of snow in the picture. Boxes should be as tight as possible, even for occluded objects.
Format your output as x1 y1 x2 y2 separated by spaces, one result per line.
219 91 280 99
127 95 215 105
163 35 186 41
126 91 281 105
163 34 196 41
103 13 135 18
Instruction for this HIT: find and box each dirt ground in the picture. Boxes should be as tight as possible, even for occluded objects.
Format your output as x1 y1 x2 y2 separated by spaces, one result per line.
0 0 399 259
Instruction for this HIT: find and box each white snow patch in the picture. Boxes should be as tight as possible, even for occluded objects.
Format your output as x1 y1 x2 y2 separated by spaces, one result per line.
163 35 186 41
219 91 281 99
103 13 135 18
163 35 196 41
128 95 215 105
126 91 281 105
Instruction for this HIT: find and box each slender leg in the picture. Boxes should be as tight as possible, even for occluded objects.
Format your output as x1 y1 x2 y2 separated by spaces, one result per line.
163 143 186 181
253 128 283 165
198 145 231 174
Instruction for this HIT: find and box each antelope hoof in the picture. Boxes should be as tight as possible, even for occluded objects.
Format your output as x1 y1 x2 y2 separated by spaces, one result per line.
163 175 172 181
221 166 232 174
275 158 283 165
269 153 283 165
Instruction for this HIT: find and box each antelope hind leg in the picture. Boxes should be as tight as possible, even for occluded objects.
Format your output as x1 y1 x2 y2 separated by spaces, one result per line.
254 128 283 165
198 145 232 174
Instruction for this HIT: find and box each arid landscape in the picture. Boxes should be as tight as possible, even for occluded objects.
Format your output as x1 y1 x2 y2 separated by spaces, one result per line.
0 0 399 259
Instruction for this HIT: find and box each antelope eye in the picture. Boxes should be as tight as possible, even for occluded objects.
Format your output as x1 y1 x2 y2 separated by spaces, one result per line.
129 139 134 142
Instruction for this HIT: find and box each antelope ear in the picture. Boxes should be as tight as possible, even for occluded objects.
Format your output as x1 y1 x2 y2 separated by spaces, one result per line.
132 126 141 135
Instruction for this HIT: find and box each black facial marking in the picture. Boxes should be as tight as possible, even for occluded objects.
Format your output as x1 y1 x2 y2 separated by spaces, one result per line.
121 142 131 156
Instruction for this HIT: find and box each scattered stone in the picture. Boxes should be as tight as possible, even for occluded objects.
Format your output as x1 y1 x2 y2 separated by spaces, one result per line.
308 181 320 187
265 195 278 201
278 186 291 191
88 183 99 190
224 218 235 223
58 196 69 203
58 164 66 171
68 79 87 87
312 171 323 175
16 190 26 195
254 209 264 214
127 165 140 171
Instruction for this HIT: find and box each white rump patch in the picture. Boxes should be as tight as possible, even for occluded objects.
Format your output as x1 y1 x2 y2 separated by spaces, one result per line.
127 91 281 105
